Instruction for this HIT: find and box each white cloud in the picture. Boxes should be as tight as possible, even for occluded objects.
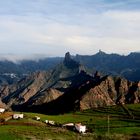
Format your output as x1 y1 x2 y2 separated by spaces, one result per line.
0 53 49 63
62 36 140 55
0 8 140 59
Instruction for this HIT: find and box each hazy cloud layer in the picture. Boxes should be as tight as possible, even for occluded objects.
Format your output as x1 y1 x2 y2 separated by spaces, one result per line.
0 0 140 60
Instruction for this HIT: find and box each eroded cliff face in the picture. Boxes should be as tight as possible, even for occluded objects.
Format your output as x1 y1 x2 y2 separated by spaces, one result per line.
114 77 140 104
0 71 50 106
79 76 140 110
80 76 116 110
0 85 17 99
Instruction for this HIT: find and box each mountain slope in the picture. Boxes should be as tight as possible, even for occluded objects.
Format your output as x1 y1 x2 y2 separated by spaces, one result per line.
13 74 140 114
0 52 140 114
1 52 85 108
0 57 62 85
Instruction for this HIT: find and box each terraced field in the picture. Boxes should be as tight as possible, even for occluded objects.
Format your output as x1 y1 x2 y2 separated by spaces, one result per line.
0 104 140 140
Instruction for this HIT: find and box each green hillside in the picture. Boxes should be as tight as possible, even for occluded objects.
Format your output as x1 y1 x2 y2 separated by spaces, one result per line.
0 104 140 140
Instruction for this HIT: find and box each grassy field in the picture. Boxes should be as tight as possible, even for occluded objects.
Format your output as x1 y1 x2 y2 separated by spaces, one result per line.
0 104 140 140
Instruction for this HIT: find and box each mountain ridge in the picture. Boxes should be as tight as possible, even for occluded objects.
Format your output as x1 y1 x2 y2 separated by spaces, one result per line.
0 51 140 84
0 52 139 114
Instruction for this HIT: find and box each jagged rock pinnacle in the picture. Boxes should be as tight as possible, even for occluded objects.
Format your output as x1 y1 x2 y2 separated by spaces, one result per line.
64 52 71 62
63 52 80 69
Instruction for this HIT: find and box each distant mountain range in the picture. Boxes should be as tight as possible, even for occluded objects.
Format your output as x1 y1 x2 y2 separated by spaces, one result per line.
75 51 140 81
0 51 140 85
0 52 140 114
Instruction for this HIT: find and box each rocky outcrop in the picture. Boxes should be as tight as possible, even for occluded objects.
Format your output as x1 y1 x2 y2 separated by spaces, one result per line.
63 52 85 72
114 77 140 104
64 52 79 68
80 76 116 110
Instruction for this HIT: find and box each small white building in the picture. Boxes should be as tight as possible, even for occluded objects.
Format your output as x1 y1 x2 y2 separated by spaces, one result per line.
75 123 86 133
35 116 40 121
45 120 49 123
0 108 5 113
62 123 74 127
13 114 24 119
48 120 55 125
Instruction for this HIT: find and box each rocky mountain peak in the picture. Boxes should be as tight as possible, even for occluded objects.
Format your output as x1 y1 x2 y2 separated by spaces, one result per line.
63 52 80 69
64 52 71 62
96 50 106 55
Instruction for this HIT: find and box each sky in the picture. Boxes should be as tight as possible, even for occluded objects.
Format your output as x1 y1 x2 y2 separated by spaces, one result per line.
0 0 140 61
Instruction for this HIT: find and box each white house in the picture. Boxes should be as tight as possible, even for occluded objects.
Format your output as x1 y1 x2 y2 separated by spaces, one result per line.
45 120 49 123
13 114 24 119
75 123 86 133
35 116 40 121
48 120 55 125
62 123 74 127
0 108 5 113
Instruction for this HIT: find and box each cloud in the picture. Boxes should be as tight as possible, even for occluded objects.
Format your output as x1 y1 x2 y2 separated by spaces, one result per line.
0 0 140 60
0 53 49 63
62 36 140 55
